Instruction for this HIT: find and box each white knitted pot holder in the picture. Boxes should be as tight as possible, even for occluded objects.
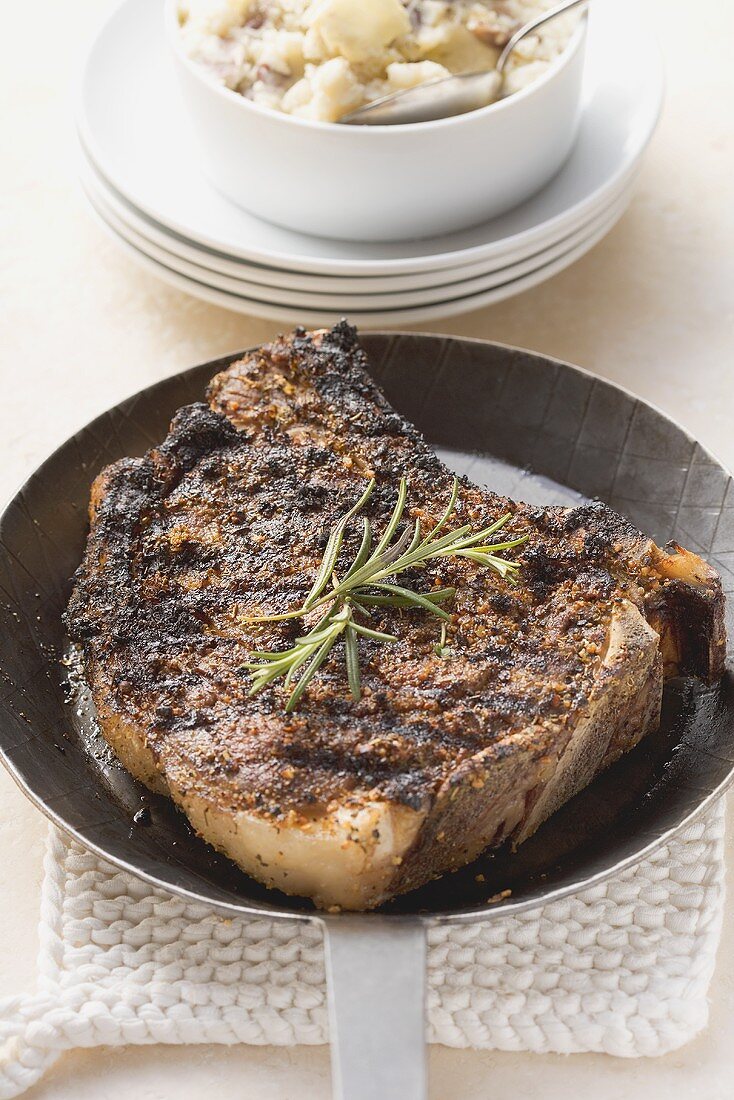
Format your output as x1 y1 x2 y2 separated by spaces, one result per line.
0 802 726 1098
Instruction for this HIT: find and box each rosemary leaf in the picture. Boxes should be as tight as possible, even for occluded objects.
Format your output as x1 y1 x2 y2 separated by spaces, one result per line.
373 477 407 556
356 587 455 610
342 517 373 581
420 475 458 546
302 480 375 609
434 622 454 659
344 624 361 701
286 635 337 713
368 582 452 620
350 622 399 643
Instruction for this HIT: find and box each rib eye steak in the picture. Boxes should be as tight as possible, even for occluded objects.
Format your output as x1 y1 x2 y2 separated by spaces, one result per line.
66 324 726 910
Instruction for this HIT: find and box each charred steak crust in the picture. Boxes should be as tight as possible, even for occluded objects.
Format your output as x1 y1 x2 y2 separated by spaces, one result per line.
66 323 726 909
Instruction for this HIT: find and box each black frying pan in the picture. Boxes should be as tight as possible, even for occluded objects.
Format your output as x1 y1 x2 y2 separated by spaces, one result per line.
1 334 732 1099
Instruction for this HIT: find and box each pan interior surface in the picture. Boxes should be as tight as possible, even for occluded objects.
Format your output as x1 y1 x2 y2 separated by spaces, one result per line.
0 333 731 921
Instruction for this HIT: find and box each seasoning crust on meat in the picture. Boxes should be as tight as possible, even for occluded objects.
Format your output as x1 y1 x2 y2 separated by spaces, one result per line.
66 323 726 910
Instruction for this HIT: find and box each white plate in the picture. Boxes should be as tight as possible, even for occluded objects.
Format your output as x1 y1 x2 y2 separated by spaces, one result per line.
78 0 662 277
85 183 630 326
82 143 642 295
84 163 635 311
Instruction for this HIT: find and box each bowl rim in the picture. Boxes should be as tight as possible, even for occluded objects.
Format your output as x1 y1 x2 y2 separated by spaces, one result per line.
165 0 588 135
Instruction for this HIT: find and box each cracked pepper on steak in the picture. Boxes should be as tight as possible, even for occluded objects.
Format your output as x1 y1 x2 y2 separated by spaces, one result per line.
65 323 726 910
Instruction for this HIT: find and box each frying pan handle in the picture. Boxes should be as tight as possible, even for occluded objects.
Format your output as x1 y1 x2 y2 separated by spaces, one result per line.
322 916 427 1100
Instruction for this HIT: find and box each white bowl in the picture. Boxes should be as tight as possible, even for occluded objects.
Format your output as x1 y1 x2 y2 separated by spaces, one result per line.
165 2 588 243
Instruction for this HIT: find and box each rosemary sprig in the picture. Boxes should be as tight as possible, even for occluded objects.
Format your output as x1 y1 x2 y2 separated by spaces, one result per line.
244 477 527 712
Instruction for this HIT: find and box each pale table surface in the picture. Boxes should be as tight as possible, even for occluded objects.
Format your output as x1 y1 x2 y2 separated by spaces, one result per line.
2 0 734 1096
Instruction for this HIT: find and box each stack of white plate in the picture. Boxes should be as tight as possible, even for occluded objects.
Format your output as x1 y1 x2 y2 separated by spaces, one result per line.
78 0 662 327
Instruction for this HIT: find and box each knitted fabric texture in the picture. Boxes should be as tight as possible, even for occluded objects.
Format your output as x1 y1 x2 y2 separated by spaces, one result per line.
0 805 725 1098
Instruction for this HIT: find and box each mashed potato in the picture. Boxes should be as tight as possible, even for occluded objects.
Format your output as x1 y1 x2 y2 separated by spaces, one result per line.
178 0 579 123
